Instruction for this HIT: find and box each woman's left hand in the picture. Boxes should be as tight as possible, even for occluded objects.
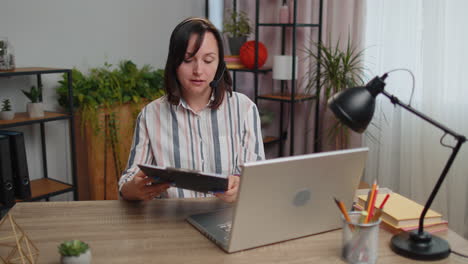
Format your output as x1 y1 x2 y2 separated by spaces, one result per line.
214 175 240 203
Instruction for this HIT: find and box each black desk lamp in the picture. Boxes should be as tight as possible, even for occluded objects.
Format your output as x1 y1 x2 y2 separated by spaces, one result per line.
328 73 466 260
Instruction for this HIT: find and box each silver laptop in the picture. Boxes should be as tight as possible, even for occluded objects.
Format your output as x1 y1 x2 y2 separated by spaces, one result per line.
186 147 368 253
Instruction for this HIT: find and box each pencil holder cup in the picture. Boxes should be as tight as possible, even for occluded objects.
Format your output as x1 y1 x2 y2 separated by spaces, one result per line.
341 211 381 264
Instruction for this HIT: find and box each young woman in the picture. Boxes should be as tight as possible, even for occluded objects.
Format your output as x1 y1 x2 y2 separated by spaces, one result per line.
119 17 264 202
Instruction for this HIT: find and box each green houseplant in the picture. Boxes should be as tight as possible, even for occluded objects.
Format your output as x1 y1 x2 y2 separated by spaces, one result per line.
22 85 44 118
58 240 91 264
223 9 252 55
56 60 165 200
0 98 15 120
304 37 367 149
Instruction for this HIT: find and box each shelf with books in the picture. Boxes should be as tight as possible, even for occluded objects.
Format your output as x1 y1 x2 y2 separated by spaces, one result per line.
0 67 78 210
0 178 73 208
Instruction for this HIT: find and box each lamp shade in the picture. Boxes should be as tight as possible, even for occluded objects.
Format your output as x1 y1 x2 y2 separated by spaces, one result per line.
328 75 388 133
272 55 298 80
328 86 377 133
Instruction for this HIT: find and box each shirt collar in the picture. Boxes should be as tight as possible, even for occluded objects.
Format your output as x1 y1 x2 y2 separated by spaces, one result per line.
178 94 215 112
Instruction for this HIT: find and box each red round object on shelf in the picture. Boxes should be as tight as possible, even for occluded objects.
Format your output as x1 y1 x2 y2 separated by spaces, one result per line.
239 41 268 69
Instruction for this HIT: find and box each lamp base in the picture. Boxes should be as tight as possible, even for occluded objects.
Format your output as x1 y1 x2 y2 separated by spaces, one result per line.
391 230 450 260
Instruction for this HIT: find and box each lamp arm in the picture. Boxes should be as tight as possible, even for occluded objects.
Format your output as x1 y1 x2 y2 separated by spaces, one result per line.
381 90 467 234
381 90 465 139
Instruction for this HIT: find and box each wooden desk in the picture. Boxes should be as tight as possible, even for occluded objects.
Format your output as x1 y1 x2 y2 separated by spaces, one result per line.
4 199 468 263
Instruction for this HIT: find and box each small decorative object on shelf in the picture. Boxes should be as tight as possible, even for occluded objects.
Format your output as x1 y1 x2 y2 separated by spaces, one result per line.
58 240 92 264
22 85 44 118
0 213 39 263
239 41 268 69
0 37 15 71
224 55 244 69
0 98 15 120
223 9 252 55
273 55 298 80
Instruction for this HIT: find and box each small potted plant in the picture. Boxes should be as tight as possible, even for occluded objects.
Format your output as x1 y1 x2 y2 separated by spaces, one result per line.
0 98 15 120
58 240 91 264
22 85 44 118
223 9 252 55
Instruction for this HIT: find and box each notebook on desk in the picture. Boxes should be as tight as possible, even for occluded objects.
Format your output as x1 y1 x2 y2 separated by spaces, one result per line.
186 147 369 253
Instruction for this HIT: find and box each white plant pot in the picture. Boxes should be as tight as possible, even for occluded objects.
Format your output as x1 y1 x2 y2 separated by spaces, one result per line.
61 249 92 264
27 102 44 118
0 111 14 120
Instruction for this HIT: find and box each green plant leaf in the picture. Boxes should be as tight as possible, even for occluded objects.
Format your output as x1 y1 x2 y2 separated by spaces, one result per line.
303 35 368 149
58 240 89 257
223 9 252 38
1 99 12 111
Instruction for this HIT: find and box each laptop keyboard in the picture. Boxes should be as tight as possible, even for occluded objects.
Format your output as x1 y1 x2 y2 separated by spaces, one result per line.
217 221 232 233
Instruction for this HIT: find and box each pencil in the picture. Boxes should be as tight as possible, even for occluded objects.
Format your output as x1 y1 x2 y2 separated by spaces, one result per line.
379 193 390 209
334 197 354 231
365 180 377 223
368 186 379 219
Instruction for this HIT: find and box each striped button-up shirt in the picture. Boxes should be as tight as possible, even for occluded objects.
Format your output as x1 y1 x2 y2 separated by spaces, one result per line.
119 92 265 198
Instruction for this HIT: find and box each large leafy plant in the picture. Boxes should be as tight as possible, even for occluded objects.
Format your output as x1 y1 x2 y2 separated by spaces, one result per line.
57 60 164 111
304 37 367 149
56 60 165 180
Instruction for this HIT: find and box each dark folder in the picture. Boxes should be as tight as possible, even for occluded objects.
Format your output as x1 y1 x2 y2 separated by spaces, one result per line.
138 164 228 193
0 131 31 200
0 135 15 207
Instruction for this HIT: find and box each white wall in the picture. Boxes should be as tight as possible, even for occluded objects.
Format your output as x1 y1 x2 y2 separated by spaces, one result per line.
0 0 205 200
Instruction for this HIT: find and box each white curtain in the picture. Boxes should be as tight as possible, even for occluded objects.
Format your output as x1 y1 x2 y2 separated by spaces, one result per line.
363 0 468 238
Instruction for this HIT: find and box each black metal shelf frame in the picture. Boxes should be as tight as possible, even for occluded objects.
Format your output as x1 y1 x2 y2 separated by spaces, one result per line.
0 68 78 206
232 0 323 156
258 23 320 27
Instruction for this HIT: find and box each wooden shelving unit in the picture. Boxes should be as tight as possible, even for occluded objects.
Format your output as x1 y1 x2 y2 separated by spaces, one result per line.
30 178 73 200
0 112 71 128
257 93 317 102
0 67 77 211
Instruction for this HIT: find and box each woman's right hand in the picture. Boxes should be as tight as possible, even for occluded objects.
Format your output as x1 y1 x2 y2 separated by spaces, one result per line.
120 170 171 201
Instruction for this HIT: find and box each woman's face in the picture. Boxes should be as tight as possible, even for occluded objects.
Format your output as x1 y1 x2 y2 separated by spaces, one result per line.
177 32 219 98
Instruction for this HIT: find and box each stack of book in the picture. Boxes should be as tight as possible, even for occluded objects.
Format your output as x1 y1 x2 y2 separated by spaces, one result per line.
224 55 245 69
356 193 448 234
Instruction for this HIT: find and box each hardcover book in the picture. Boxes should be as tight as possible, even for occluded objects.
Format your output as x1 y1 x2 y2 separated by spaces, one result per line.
357 193 443 227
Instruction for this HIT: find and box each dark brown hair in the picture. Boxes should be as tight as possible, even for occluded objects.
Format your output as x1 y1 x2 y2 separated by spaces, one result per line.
164 17 232 109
